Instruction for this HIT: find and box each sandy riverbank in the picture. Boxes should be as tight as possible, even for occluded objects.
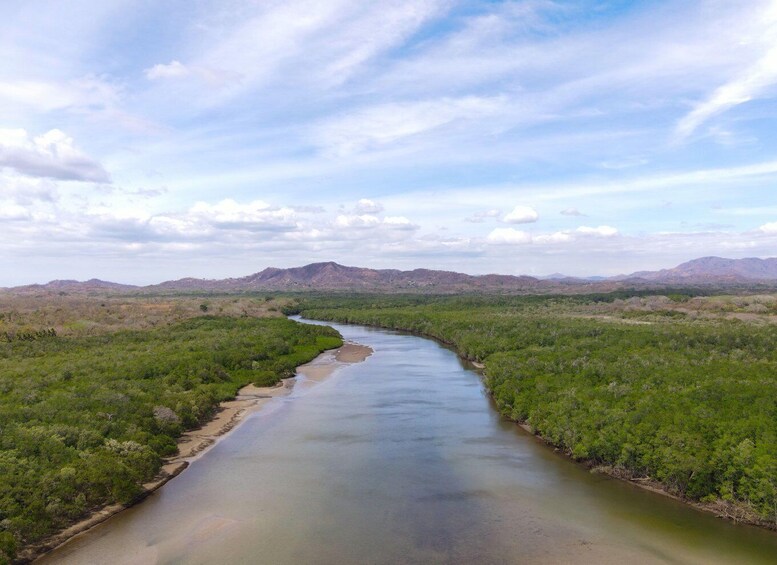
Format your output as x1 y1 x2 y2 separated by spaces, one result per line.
22 341 373 564
173 341 372 460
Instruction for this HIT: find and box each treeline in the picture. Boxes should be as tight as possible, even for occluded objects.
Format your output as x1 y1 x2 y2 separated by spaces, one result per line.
0 316 341 563
298 294 777 529
1 329 57 343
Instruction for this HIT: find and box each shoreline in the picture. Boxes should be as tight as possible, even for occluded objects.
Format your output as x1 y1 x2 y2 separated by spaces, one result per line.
511 420 774 530
304 316 776 533
21 341 373 564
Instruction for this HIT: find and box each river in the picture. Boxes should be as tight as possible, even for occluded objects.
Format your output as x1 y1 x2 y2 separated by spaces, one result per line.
39 318 777 564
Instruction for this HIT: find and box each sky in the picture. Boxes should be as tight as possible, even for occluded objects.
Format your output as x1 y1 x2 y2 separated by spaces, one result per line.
2 0 777 285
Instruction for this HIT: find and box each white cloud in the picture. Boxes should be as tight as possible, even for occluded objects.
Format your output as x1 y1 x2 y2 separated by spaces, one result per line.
675 46 777 138
0 128 109 182
503 205 539 224
0 173 58 204
145 60 191 80
334 214 381 229
383 216 417 230
534 231 572 244
354 198 384 213
466 209 501 223
576 225 618 237
485 226 614 247
144 60 242 87
315 0 446 86
675 2 777 139
334 211 418 233
759 221 777 234
183 0 446 105
87 199 301 242
0 203 31 221
187 199 297 231
0 75 120 113
6 1 777 284
560 207 584 216
486 227 532 244
314 95 507 156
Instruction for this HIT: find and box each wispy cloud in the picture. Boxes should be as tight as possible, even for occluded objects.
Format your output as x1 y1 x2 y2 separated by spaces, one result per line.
675 1 777 139
313 96 507 156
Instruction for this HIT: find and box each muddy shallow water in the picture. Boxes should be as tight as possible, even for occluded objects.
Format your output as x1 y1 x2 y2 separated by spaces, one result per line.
39 319 777 564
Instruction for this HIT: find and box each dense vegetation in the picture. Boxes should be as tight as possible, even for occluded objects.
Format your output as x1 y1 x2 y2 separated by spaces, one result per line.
0 316 341 563
297 293 777 529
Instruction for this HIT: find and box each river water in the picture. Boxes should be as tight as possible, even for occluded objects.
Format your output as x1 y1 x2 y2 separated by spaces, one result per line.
40 319 777 564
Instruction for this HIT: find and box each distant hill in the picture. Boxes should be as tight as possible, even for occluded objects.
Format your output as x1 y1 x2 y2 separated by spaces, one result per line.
5 257 777 295
7 278 139 294
146 261 554 293
617 256 777 283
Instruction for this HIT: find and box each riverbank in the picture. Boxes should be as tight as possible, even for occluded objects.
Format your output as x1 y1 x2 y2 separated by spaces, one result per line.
298 312 775 533
511 420 775 530
19 341 373 564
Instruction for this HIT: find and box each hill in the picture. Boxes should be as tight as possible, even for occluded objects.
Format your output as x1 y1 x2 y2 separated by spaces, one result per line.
619 256 777 283
146 261 554 293
5 257 777 294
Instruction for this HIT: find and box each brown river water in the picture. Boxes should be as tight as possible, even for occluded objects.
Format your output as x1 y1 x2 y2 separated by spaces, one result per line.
39 318 777 564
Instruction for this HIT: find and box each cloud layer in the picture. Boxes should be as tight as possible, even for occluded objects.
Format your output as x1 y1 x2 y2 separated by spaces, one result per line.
2 1 777 284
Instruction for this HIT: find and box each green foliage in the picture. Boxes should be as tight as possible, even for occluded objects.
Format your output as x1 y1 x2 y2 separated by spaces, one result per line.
0 316 341 559
0 531 15 565
300 294 777 527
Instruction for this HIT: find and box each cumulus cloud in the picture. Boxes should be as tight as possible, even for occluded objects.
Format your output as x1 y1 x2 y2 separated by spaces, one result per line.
560 207 584 216
759 221 777 234
0 129 110 182
188 199 297 231
534 231 572 244
503 205 539 224
89 199 300 242
334 213 417 231
485 225 618 246
576 225 618 237
486 227 532 244
0 173 58 204
354 198 384 213
334 214 382 229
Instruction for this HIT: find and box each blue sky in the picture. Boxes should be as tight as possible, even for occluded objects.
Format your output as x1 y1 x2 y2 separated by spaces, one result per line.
2 0 777 285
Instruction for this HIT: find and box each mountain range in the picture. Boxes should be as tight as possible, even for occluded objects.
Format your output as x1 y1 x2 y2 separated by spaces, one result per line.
6 256 777 295
615 256 777 283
